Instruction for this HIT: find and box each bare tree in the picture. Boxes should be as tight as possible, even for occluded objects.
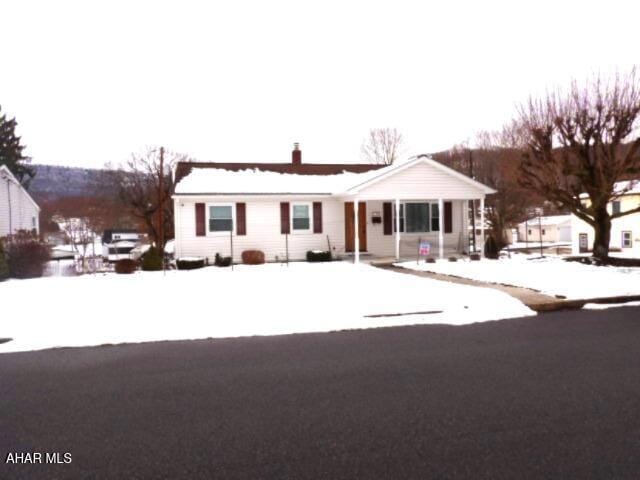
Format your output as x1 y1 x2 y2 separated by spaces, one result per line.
433 128 539 249
515 69 640 260
111 148 190 250
361 128 404 165
53 196 106 273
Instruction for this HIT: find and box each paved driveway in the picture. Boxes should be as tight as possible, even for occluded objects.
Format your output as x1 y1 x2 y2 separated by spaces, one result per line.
2 306 640 479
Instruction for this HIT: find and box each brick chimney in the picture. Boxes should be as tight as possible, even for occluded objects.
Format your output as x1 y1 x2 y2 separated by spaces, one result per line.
292 142 301 166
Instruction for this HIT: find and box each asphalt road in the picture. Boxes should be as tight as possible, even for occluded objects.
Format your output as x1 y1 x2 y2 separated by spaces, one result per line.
2 306 640 480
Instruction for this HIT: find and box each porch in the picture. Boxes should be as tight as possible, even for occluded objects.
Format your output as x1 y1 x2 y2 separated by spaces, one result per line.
341 197 486 263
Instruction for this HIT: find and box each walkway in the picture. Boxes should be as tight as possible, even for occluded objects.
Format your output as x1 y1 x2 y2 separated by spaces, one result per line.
373 262 580 312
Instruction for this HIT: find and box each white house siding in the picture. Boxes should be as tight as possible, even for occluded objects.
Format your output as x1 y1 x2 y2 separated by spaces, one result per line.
571 194 640 255
175 196 471 261
518 224 563 243
0 174 40 237
352 162 488 200
174 196 346 262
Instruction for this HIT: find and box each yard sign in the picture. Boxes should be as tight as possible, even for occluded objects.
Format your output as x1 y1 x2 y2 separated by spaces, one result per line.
419 241 431 256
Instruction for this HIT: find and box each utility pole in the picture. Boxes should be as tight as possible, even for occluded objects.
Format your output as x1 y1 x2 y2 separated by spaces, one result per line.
538 208 544 258
158 147 165 273
469 149 477 253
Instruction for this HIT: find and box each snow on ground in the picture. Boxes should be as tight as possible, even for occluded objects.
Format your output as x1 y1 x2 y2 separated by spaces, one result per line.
506 242 570 249
0 262 533 353
583 301 640 310
397 254 640 300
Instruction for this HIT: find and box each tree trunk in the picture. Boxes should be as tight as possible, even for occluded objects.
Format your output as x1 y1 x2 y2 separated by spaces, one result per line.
592 204 611 260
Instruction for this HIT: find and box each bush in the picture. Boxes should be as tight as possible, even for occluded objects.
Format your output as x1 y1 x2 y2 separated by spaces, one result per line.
469 253 481 261
0 241 9 281
425 257 436 263
214 253 232 267
448 257 458 262
241 250 265 265
3 231 50 279
141 247 163 271
484 235 500 259
177 258 205 270
115 259 138 274
306 250 332 262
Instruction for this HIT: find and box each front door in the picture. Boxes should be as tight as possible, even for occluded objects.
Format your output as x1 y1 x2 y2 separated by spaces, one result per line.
579 233 588 253
345 202 367 252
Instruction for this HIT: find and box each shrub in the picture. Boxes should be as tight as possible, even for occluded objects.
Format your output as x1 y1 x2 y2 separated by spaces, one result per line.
306 250 332 262
425 257 436 263
214 253 232 267
448 257 458 262
177 258 205 270
141 247 163 271
0 241 9 281
469 253 481 261
484 235 500 259
115 259 138 274
241 250 265 265
3 231 50 279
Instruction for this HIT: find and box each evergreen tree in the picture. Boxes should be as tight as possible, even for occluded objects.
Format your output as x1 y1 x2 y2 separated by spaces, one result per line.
0 105 35 187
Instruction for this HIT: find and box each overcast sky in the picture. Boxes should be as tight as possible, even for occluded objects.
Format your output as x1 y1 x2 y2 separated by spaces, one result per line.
2 0 638 168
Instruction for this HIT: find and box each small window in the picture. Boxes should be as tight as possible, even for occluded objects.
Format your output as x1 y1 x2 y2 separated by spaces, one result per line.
528 229 532 235
209 205 233 232
292 204 311 231
622 231 632 248
32 217 36 228
612 201 621 215
542 229 546 235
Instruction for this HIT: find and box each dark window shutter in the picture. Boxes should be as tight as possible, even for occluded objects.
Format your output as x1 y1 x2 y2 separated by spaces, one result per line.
313 202 323 233
444 201 453 233
236 203 246 235
195 203 206 236
280 202 290 234
383 202 392 235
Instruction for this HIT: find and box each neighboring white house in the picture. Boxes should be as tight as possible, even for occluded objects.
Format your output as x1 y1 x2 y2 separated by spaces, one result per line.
172 145 496 263
572 180 640 255
517 215 572 244
0 164 40 237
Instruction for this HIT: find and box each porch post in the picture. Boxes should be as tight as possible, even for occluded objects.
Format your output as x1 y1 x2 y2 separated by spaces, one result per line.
395 198 400 260
438 198 444 259
480 197 485 256
354 199 360 264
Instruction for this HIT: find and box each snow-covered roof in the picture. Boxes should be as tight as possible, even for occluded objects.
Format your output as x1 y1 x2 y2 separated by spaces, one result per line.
518 215 572 227
174 156 496 196
175 167 360 195
579 179 640 199
612 180 640 195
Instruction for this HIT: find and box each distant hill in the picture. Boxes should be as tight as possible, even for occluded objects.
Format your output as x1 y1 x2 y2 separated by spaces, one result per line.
29 164 115 202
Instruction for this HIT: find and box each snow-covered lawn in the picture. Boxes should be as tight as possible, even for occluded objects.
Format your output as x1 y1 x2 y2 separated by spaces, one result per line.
0 262 533 353
397 254 640 300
